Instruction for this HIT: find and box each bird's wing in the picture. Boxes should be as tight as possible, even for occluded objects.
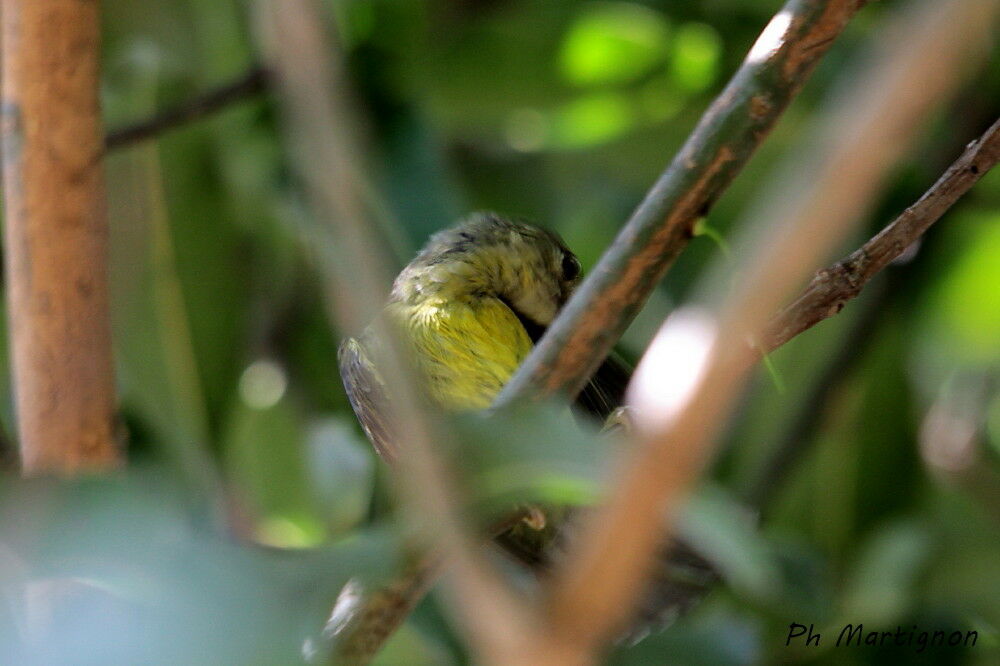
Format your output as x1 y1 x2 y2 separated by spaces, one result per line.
338 336 397 462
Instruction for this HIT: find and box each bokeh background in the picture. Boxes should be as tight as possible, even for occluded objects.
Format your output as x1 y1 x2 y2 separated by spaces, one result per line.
1 0 999 664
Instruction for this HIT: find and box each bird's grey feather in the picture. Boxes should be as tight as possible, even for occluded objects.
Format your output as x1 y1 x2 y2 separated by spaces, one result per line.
338 336 397 462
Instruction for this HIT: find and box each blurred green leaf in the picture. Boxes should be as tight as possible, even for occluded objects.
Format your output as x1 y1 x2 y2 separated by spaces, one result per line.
448 402 612 520
0 473 399 666
838 520 931 625
107 148 220 500
766 540 836 622
306 418 375 534
372 621 457 666
559 3 671 87
221 384 326 546
921 490 1000 630
670 23 723 93
551 92 636 149
679 485 781 603
638 72 686 122
988 393 1000 457
924 213 1000 364
608 608 760 665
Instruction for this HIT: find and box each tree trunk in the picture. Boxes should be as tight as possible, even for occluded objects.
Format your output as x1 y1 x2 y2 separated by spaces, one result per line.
1 0 120 472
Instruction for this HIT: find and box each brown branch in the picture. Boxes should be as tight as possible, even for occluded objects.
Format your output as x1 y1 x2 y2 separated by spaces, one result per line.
536 0 998 659
742 116 1000 509
1 0 120 472
330 554 441 664
104 67 267 151
765 115 1000 351
258 2 530 664
494 0 869 411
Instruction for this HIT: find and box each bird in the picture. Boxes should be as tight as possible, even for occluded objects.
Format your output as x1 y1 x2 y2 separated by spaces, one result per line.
338 212 715 639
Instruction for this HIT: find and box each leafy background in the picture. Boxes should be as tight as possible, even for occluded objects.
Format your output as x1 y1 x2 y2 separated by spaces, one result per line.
1 0 998 664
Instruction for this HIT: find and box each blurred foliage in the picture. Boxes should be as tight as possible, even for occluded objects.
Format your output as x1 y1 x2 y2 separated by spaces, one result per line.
447 402 611 518
0 0 998 664
0 473 400 665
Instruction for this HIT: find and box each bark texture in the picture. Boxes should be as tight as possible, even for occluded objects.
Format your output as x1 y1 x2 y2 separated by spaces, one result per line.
1 0 120 472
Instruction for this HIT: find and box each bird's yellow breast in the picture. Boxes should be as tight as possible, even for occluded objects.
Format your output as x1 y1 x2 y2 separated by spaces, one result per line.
387 296 532 411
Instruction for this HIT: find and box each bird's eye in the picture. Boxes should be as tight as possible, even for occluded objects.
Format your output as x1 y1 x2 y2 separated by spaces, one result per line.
561 253 581 281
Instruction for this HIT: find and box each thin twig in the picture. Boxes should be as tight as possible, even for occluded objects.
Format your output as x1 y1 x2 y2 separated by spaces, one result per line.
745 115 1000 510
765 116 1000 351
743 114 1000 511
104 66 267 151
257 2 530 664
494 0 868 411
537 1 998 660
1 0 120 472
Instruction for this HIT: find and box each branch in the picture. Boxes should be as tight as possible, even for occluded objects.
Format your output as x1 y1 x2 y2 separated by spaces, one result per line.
536 0 998 658
742 114 1000 511
1 0 120 472
495 0 868 411
329 554 440 664
104 67 267 151
765 115 1000 351
257 2 529 664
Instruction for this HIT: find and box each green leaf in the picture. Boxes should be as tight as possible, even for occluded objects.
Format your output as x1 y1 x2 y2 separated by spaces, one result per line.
670 23 723 93
221 387 326 546
679 485 781 603
0 473 399 666
372 622 457 666
447 402 613 520
551 93 636 149
608 609 760 665
838 519 932 625
924 213 1000 364
306 418 376 535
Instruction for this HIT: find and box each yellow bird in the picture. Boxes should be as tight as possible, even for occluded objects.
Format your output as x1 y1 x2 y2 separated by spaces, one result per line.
339 212 713 638
338 212 628 460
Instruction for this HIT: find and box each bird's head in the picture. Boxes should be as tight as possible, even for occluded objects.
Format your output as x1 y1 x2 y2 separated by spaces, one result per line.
391 213 582 331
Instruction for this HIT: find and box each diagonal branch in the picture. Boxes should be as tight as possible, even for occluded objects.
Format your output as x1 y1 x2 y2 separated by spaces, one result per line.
495 0 869 411
536 0 998 660
257 2 530 664
743 115 1000 512
104 66 267 151
765 116 1000 351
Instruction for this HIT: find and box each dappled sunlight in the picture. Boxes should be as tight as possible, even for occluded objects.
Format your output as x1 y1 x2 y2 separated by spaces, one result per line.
559 3 671 87
627 308 718 433
747 10 793 64
238 358 289 410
